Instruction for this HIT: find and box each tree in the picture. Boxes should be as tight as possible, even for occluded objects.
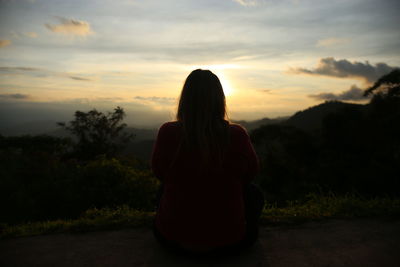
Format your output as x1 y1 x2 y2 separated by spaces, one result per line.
362 69 400 194
58 106 134 159
364 69 400 99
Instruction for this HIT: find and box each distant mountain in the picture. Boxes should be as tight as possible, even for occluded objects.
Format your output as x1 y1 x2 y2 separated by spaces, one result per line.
285 101 367 132
0 117 287 161
0 120 59 136
3 102 368 161
122 127 158 142
0 122 157 141
233 117 289 131
0 117 285 138
45 126 157 141
123 139 155 163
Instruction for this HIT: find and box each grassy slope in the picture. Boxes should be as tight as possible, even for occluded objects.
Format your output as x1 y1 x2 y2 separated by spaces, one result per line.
1 194 399 239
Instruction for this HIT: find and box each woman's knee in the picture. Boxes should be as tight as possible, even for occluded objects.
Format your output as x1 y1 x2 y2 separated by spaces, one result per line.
244 183 265 209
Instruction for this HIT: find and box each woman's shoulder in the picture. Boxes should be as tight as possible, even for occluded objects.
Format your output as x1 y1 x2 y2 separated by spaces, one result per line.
160 121 181 128
228 123 251 143
158 121 182 133
228 122 249 136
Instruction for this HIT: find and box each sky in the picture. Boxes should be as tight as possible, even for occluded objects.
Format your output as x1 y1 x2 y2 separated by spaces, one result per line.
0 0 399 129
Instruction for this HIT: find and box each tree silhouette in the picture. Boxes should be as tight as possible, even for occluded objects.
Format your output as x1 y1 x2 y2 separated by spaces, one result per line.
364 69 400 99
363 69 400 195
58 106 134 159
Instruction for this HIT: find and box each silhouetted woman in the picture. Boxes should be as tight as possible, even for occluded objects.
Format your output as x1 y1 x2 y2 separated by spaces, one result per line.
151 69 264 257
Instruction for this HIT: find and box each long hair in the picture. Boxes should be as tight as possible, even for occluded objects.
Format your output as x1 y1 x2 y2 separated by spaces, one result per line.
177 69 230 161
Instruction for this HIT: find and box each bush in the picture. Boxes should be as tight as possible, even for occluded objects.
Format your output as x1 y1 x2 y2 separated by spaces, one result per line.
0 136 159 225
251 125 319 204
75 157 160 211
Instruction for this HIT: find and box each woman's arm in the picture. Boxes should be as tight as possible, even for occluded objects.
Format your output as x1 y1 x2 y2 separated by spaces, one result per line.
151 123 171 181
234 125 260 184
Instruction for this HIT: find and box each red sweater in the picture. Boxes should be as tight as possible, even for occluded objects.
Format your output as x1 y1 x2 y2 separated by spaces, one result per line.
151 121 259 248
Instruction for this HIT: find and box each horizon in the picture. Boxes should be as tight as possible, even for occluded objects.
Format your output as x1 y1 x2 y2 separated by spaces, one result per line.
0 100 366 137
1 0 399 130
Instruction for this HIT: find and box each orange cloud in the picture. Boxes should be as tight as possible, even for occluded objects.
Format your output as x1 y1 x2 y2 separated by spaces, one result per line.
25 32 38 38
0 39 11 48
45 17 93 36
316 38 349 47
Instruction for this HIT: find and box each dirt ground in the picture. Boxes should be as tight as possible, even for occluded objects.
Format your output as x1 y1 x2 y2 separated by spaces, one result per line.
1 219 399 267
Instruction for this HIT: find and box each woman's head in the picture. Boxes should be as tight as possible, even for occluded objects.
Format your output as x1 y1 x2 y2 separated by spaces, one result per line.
177 69 227 123
176 69 229 156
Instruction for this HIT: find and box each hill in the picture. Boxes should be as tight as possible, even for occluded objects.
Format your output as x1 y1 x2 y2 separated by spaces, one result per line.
233 117 288 131
0 120 60 136
285 101 367 132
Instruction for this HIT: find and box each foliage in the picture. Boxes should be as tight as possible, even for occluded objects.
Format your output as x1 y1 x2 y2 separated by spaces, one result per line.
364 69 400 99
261 193 400 225
58 106 134 159
0 107 158 227
75 157 159 211
251 125 319 203
0 134 72 155
1 206 154 238
251 71 400 204
2 195 399 238
0 136 159 225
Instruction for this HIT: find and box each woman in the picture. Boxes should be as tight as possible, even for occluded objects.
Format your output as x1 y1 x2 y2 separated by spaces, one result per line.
151 69 264 256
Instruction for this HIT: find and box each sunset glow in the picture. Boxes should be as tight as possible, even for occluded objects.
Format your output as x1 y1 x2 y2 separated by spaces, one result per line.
220 76 235 97
0 0 399 128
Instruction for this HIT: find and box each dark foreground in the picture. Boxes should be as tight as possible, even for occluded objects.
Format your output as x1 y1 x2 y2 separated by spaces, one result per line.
1 219 399 267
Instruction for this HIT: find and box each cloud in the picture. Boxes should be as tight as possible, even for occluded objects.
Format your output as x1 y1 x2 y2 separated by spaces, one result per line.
0 66 39 72
309 85 369 102
9 31 38 39
0 66 47 78
316 38 349 47
0 93 30 100
69 76 92 81
0 66 93 81
134 96 176 104
233 0 260 6
24 32 38 38
0 40 11 48
290 57 397 83
45 17 93 36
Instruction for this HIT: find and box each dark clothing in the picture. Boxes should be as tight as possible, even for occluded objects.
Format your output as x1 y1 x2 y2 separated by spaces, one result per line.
153 183 265 257
151 121 261 250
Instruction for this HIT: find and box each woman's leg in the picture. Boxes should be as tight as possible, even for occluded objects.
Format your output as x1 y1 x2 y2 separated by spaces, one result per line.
242 183 265 246
153 184 192 256
154 183 164 210
194 185 266 258
153 182 265 257
152 222 182 253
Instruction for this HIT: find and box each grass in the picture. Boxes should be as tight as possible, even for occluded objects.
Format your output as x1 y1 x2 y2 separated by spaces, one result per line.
0 206 154 239
1 194 400 239
261 193 400 225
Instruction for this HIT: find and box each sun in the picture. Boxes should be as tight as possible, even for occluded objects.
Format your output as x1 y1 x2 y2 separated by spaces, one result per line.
187 64 237 97
218 73 235 97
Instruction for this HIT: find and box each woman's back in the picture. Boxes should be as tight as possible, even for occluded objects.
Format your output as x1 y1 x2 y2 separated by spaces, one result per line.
152 121 259 249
